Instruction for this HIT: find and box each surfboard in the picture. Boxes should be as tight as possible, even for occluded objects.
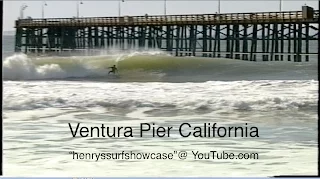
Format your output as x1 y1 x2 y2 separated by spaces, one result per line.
109 74 120 78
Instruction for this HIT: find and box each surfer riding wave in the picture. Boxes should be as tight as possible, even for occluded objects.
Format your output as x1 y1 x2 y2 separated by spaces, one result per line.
108 65 118 75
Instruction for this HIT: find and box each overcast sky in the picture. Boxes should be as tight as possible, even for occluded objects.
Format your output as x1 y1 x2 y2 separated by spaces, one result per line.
3 0 319 31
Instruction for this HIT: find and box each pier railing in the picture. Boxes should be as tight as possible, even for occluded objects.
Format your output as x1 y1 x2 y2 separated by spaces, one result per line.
16 10 319 27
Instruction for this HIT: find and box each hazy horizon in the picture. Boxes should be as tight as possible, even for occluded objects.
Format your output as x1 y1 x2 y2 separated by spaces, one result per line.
3 0 319 31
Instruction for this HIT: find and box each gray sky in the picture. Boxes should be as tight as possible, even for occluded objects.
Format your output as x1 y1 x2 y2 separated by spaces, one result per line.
3 0 319 31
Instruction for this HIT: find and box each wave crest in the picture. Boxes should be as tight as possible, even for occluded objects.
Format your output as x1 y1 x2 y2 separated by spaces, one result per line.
3 50 317 81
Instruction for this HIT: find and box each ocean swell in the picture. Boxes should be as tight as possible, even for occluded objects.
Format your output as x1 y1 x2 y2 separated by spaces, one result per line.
3 51 317 81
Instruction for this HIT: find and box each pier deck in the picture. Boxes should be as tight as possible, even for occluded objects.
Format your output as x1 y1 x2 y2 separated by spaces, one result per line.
16 10 319 27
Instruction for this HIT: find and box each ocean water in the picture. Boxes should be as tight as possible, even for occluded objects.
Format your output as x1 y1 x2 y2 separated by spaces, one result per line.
2 35 318 177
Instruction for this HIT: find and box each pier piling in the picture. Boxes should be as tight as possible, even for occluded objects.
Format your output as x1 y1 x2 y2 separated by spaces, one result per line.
14 7 318 61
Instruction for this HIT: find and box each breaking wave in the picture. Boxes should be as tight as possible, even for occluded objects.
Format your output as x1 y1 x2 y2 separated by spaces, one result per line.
2 50 317 81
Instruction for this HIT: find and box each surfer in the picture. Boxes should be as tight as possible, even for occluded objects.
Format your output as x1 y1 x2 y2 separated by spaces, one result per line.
108 65 118 75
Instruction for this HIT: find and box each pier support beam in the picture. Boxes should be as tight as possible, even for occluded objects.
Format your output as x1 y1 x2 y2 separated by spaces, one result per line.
13 10 318 62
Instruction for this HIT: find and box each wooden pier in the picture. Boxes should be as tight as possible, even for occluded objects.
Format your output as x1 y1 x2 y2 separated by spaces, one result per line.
14 6 319 62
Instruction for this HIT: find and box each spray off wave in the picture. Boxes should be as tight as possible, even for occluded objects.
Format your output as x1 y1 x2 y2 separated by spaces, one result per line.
3 50 317 81
3 51 170 80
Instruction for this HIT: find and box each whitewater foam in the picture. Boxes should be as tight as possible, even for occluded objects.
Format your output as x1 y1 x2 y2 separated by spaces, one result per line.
3 54 103 80
3 80 318 112
3 51 173 80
